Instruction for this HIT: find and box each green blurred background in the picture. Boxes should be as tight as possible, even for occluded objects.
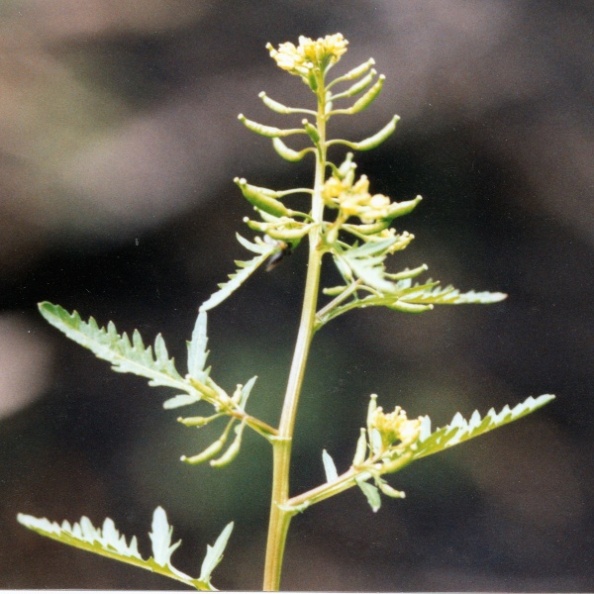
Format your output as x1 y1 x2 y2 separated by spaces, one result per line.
1 0 593 590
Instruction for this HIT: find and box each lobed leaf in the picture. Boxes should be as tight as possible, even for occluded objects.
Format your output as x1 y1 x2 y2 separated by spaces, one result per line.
413 394 555 460
200 235 277 312
187 310 210 381
38 302 185 391
16 507 224 590
199 522 235 587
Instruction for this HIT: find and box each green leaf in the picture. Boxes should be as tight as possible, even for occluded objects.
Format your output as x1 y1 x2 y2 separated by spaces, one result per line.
16 507 221 590
393 280 507 306
163 393 201 410
337 237 398 292
188 310 210 381
322 449 338 482
38 302 185 391
200 235 277 312
148 506 182 568
199 522 234 587
414 394 555 460
355 477 381 512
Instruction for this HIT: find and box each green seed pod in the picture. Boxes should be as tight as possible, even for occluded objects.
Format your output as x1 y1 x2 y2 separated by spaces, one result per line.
302 119 320 144
322 285 346 296
210 423 245 468
332 58 375 84
377 479 405 499
180 435 226 465
335 115 400 151
330 70 376 102
344 219 392 235
388 264 429 281
258 91 293 114
388 301 433 313
366 393 378 431
272 137 313 162
234 177 291 217
265 225 312 241
348 75 385 114
383 195 422 221
238 114 303 138
177 413 221 427
352 428 368 466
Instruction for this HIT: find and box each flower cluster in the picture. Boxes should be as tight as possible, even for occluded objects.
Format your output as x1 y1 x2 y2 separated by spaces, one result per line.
370 404 422 452
266 33 348 79
323 172 392 225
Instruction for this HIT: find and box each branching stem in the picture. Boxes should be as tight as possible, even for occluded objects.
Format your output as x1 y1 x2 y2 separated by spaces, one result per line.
262 70 328 591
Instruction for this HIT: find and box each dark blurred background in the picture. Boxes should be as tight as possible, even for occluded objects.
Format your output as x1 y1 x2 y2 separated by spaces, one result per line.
0 0 593 590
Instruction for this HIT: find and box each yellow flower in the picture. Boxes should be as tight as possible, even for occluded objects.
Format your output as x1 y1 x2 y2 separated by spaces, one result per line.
322 171 394 224
371 406 422 449
267 33 349 78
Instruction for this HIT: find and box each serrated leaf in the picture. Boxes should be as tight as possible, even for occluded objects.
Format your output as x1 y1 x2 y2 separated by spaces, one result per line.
414 394 555 460
188 310 210 381
199 522 234 587
356 477 381 512
16 509 208 589
38 302 185 391
17 507 227 591
200 235 277 312
396 281 507 306
149 506 182 567
338 237 398 293
322 449 338 482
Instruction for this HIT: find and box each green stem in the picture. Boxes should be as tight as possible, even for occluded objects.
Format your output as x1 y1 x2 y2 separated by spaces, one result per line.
262 73 327 591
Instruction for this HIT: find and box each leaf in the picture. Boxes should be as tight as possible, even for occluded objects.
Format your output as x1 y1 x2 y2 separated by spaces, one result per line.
322 449 338 482
337 237 398 292
414 394 555 460
38 302 185 391
16 508 215 590
17 507 231 591
394 280 507 306
163 393 201 410
188 310 210 381
238 375 258 409
200 235 277 312
199 522 234 587
355 477 381 512
148 506 182 568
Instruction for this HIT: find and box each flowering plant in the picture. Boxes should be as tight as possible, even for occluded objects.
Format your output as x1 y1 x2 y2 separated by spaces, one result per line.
17 34 553 591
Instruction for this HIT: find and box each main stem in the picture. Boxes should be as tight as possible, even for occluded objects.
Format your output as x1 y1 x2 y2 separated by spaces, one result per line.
263 76 327 591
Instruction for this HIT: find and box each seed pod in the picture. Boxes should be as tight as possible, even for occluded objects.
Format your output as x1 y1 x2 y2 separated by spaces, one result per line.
258 91 293 114
388 301 433 314
238 114 302 138
302 119 320 144
383 195 422 221
234 177 291 217
265 225 312 241
377 480 406 499
180 435 226 465
210 423 246 468
348 75 385 114
272 137 313 162
339 115 400 151
330 70 376 103
332 58 375 84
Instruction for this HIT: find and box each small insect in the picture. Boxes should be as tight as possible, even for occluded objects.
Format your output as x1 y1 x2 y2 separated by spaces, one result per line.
265 241 293 272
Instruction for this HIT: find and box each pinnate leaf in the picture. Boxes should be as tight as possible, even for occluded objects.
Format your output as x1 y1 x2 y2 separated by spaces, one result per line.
200 234 277 312
38 302 185 390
